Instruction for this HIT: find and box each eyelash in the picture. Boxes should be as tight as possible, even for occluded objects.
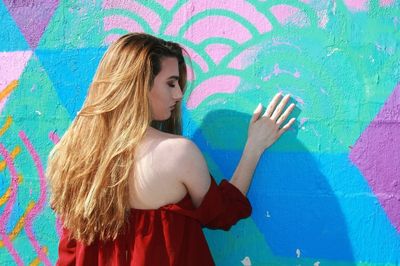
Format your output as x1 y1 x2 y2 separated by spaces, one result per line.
168 83 175 88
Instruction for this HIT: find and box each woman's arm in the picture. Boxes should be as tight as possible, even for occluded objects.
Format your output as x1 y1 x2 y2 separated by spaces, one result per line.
179 93 295 204
229 93 296 195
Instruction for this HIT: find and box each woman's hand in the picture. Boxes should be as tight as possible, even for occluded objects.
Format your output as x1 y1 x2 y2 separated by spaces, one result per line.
246 93 296 156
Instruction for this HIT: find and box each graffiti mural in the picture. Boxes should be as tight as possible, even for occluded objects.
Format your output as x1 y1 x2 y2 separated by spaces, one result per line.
0 0 399 265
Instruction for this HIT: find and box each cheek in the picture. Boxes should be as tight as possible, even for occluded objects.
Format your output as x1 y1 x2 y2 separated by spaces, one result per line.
149 90 171 120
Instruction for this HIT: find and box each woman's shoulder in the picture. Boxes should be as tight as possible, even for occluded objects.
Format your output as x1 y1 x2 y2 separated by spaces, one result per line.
143 128 206 177
144 127 198 156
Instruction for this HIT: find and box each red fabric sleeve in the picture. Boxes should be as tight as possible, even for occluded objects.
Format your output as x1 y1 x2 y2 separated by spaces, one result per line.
197 178 252 230
57 227 76 266
167 176 252 230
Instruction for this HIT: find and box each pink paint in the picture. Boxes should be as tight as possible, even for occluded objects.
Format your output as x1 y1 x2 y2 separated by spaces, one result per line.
0 144 23 265
165 0 272 36
0 51 32 114
185 64 195 81
104 15 144 33
263 64 301 81
49 131 60 144
56 217 63 238
0 51 32 88
205 44 232 65
380 0 395 7
184 16 252 44
19 131 51 266
228 40 301 70
343 0 369 12
104 34 122 45
317 10 329 28
350 83 400 232
186 75 241 109
273 64 282 75
183 46 209 72
300 118 309 127
294 96 305 105
228 46 262 70
0 100 8 114
270 5 310 27
155 0 178 10
103 0 161 33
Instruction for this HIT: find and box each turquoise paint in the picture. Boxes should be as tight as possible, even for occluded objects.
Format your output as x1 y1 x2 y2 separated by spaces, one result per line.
0 0 399 265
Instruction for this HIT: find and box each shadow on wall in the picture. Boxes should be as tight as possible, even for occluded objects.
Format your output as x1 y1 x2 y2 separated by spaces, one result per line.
191 107 355 263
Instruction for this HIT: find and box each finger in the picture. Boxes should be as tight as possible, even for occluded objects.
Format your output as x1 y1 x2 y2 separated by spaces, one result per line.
276 103 295 126
278 117 296 136
250 103 263 123
263 92 282 117
270 94 291 121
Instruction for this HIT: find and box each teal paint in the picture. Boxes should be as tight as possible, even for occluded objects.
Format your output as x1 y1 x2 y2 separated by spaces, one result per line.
0 0 399 264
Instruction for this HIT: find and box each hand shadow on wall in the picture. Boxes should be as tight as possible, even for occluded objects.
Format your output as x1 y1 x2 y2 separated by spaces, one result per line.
190 107 355 263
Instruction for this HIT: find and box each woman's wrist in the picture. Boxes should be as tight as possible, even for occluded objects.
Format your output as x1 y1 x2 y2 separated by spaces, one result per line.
244 140 263 161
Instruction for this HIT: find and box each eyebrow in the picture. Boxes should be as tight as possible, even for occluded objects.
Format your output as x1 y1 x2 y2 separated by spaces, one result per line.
167 75 179 80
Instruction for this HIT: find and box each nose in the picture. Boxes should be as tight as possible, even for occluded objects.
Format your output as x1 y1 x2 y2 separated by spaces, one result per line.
173 85 183 101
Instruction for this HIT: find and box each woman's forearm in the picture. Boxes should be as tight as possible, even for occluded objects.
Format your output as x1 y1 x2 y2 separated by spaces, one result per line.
229 141 262 195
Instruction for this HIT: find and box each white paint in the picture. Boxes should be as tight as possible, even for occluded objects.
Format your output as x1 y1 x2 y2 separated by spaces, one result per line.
241 256 251 266
327 47 340 57
296 248 301 258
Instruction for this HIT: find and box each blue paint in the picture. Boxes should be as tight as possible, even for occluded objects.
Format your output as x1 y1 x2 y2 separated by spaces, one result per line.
35 47 106 118
190 126 400 263
0 2 29 51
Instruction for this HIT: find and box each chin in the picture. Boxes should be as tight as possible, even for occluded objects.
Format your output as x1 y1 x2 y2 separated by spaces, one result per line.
153 115 171 121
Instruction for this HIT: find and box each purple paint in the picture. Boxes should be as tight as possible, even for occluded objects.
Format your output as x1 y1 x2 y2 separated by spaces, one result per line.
350 83 400 232
3 0 59 49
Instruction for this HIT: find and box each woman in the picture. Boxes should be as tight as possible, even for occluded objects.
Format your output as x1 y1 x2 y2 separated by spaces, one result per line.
47 33 296 265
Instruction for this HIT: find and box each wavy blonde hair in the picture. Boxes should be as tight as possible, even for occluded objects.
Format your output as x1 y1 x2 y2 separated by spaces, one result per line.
46 33 187 244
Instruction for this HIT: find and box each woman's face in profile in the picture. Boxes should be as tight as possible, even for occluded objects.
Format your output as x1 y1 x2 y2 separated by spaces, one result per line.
149 57 183 121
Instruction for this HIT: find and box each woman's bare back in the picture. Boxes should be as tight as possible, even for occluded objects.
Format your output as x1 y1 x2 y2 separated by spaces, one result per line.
128 127 189 210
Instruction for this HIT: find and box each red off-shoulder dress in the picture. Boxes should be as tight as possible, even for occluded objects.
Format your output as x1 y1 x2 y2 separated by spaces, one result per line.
57 176 252 266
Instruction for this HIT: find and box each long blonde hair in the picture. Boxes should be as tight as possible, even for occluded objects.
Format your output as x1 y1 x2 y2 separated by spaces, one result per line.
46 33 187 244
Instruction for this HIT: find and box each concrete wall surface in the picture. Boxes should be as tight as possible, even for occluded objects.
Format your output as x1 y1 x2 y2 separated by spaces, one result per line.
0 0 399 265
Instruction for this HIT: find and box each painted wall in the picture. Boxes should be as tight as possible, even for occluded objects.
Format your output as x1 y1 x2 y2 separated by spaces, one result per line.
0 0 399 265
